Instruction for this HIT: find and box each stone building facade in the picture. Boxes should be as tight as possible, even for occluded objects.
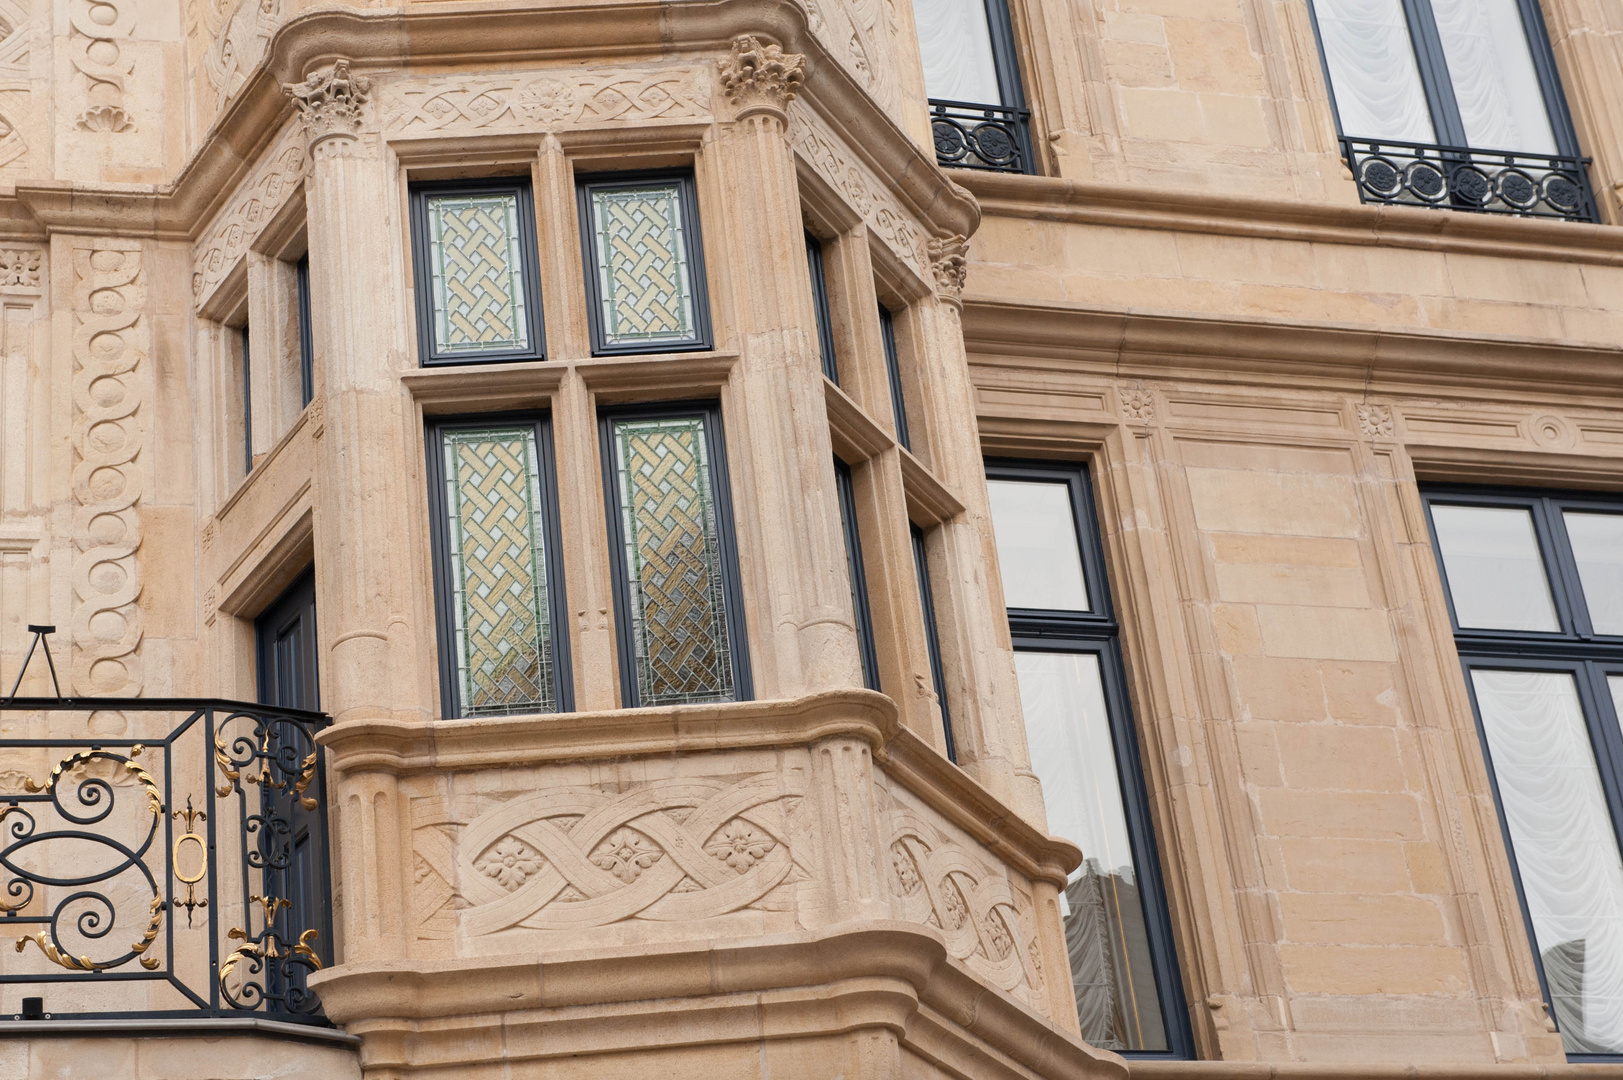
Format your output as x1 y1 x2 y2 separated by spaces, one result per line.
2 0 1623 1077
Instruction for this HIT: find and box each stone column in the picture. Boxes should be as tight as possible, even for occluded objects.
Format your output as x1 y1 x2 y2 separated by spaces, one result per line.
711 37 866 699
286 59 420 962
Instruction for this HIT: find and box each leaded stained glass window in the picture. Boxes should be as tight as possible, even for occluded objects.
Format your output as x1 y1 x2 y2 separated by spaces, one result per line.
409 179 545 365
428 417 569 719
602 406 748 708
579 173 711 355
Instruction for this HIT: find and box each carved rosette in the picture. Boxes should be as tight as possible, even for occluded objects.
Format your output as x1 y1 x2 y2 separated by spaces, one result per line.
70 241 146 709
717 35 805 124
285 59 372 157
0 247 41 290
927 235 969 307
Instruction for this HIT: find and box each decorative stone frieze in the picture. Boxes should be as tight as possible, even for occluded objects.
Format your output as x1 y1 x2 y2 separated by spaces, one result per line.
285 59 371 155
718 35 805 122
69 240 146 707
0 247 40 289
191 122 307 306
788 104 926 276
204 0 280 110
383 69 710 134
68 0 135 132
926 235 969 305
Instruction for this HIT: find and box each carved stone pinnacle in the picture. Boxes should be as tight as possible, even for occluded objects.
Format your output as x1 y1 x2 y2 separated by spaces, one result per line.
927 235 969 305
718 35 806 121
285 59 372 150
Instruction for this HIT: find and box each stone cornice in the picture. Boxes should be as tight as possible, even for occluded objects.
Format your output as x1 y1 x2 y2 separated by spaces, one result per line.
308 924 1126 1080
961 170 1623 267
316 688 1082 887
962 298 1623 401
7 0 976 244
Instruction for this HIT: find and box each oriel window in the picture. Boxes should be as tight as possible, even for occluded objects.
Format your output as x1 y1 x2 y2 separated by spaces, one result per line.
836 457 881 691
911 523 955 760
878 305 910 450
601 403 750 708
986 459 1191 1056
806 232 839 384
409 178 546 365
1305 0 1594 219
578 171 712 355
1424 487 1623 1057
427 415 571 718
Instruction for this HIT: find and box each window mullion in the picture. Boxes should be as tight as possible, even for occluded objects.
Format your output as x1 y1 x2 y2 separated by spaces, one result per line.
1400 0 1470 146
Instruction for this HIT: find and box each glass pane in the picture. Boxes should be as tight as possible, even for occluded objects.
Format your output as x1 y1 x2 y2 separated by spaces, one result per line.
987 479 1090 611
1612 675 1623 724
1429 0 1557 152
1431 504 1559 631
1565 512 1623 636
1308 0 1436 142
614 417 734 705
426 192 530 355
444 427 555 715
1016 651 1168 1051
1472 669 1623 1054
911 0 1003 104
879 305 910 451
592 183 697 347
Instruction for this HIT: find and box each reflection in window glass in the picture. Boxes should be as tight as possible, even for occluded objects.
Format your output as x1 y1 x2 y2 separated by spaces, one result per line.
1474 669 1623 1054
1432 504 1559 631
988 479 1090 611
611 416 734 705
443 427 555 715
1565 512 1623 636
426 192 531 356
591 183 696 347
1016 651 1168 1051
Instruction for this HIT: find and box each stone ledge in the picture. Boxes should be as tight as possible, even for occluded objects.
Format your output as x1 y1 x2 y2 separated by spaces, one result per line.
0 1016 361 1045
1127 1064 1623 1080
307 922 1122 1078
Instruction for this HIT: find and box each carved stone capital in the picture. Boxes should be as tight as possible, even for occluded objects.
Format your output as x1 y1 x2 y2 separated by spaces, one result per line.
285 59 372 152
927 235 969 305
718 35 805 123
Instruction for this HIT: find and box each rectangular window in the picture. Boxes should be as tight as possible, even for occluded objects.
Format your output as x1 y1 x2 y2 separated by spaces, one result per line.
911 522 955 760
240 325 254 475
578 172 711 355
409 178 546 365
836 457 880 690
601 403 749 707
878 305 911 450
427 415 571 718
910 0 1033 173
1424 487 1623 1058
806 233 839 384
296 255 314 407
1306 0 1593 220
987 458 1192 1057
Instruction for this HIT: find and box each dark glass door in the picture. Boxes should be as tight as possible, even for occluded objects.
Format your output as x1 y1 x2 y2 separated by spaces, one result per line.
253 571 329 1010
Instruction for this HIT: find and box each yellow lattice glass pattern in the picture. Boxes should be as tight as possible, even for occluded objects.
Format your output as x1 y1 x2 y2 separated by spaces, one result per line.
591 183 696 346
444 427 554 715
427 193 531 355
613 417 733 705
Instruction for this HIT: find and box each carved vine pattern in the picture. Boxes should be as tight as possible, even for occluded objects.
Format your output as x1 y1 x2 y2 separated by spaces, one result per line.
787 104 926 277
383 69 711 134
192 122 307 307
68 0 135 131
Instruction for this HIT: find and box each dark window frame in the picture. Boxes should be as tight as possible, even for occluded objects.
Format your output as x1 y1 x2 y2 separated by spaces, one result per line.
296 254 314 407
425 411 574 720
924 0 1036 174
1304 0 1582 157
1423 484 1623 1061
835 457 881 691
599 400 751 709
408 176 548 367
577 169 713 357
878 305 911 451
240 325 254 475
806 233 840 384
911 522 956 761
986 456 1194 1059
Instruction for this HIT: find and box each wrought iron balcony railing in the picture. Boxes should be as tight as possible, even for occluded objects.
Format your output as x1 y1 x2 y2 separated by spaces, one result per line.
1341 137 1598 223
930 99 1033 175
1 663 332 1024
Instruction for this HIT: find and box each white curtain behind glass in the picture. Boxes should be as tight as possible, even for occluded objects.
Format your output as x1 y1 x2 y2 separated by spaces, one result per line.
1431 504 1560 632
1474 669 1623 1053
1310 0 1436 141
911 0 1003 104
1428 0 1556 152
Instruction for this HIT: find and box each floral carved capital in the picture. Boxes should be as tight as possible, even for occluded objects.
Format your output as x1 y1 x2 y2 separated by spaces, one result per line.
718 35 805 122
285 59 372 152
927 235 969 305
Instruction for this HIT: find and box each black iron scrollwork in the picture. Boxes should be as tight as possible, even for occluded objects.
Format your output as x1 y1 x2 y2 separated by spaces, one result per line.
930 99 1032 174
1341 137 1597 223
